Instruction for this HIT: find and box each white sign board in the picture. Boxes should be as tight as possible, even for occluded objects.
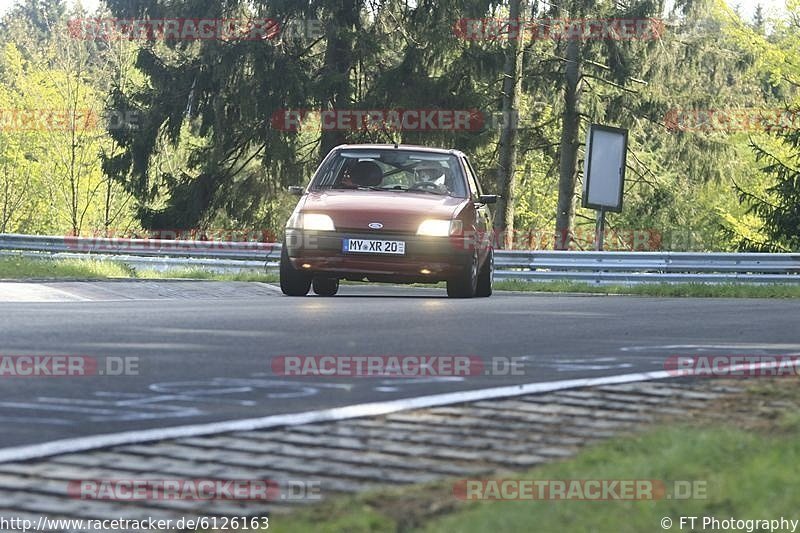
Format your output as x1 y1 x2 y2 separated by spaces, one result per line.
582 124 627 212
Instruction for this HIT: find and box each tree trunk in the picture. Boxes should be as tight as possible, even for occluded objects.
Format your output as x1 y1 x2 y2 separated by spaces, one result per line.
494 0 528 249
319 3 360 159
554 37 581 250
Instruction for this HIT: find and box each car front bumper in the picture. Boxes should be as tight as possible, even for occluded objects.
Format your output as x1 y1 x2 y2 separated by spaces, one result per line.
285 229 475 282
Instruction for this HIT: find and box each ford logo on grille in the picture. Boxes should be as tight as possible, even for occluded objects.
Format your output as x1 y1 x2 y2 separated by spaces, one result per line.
368 222 383 229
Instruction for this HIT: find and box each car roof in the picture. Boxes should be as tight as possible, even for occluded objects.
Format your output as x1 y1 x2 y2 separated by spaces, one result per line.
334 144 466 158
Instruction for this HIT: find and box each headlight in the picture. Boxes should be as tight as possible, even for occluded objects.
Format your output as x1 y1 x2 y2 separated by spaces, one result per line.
286 210 301 229
417 219 462 236
302 213 336 231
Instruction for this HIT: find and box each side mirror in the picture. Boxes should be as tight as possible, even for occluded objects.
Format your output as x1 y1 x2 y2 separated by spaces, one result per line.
288 186 304 196
478 194 498 205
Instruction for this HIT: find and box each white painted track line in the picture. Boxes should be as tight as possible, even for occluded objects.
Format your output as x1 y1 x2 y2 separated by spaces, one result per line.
0 283 89 302
1 356 795 463
0 369 673 463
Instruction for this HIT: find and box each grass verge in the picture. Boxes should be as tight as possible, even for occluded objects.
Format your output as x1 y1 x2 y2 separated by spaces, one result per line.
0 256 135 279
494 279 800 297
0 256 277 282
265 379 800 533
135 268 277 282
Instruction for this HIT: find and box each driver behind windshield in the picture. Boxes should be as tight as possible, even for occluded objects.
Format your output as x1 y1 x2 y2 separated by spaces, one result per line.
320 152 467 197
414 162 452 194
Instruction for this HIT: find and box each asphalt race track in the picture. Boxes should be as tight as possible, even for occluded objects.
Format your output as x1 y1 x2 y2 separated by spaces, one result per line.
0 281 798 449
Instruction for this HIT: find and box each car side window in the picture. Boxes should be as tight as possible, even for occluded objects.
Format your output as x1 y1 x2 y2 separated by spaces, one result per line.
463 157 482 198
313 153 344 188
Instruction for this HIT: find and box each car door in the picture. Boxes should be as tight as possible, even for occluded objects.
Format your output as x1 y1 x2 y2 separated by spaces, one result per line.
462 156 492 262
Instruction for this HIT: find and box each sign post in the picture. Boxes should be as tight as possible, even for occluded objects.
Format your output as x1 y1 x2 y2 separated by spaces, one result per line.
595 206 606 251
582 124 628 251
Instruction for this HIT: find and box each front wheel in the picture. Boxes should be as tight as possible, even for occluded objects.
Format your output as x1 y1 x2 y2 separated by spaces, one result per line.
447 252 478 298
312 277 339 296
475 248 493 297
279 244 311 296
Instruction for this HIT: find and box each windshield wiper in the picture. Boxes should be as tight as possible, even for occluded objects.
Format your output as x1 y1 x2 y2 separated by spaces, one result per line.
406 188 447 196
319 185 384 191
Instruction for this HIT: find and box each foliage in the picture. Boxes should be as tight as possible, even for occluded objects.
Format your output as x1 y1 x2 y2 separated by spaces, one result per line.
0 0 797 251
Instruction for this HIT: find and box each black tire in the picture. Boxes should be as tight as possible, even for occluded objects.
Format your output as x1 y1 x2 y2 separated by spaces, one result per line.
447 251 478 298
280 244 311 296
312 277 339 296
475 248 493 297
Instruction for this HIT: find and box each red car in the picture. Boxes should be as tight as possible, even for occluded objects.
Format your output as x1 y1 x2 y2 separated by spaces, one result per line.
280 144 496 297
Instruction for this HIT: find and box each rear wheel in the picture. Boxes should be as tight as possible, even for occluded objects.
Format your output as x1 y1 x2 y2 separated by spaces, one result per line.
475 248 493 297
312 277 339 296
279 244 311 296
447 252 478 298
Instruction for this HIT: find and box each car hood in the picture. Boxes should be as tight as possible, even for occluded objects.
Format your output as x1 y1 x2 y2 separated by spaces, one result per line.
300 189 466 233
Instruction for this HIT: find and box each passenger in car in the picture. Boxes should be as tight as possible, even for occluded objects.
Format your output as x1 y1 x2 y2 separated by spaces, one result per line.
337 160 384 189
338 169 357 188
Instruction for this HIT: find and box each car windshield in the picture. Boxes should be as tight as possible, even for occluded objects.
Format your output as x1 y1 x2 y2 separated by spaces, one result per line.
311 149 468 198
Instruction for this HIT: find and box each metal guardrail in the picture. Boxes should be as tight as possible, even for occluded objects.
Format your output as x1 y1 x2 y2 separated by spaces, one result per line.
493 250 800 284
1 233 799 284
0 233 281 274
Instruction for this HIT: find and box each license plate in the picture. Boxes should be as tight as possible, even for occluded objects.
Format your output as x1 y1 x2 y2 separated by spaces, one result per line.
343 238 406 255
